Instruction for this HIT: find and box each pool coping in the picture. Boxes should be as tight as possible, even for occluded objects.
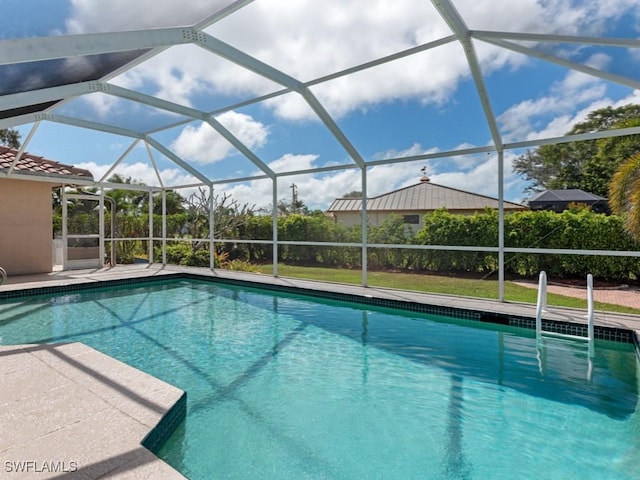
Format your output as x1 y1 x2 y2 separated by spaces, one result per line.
2 264 639 343
0 342 187 480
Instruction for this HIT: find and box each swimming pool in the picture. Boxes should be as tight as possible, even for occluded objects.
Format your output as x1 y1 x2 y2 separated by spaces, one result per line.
0 279 638 479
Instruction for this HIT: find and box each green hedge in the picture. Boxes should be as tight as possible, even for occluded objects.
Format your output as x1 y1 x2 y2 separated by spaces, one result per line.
504 209 639 279
54 208 640 281
416 208 639 280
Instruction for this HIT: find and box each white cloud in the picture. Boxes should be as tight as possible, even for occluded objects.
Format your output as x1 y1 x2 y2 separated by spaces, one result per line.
496 53 616 141
73 161 198 188
65 0 280 110
613 89 640 107
430 151 526 202
48 0 640 209
457 0 639 36
79 93 120 118
373 142 491 173
219 154 363 210
306 45 470 120
372 143 439 161
218 150 528 211
555 53 611 92
112 44 279 109
211 1 638 121
62 0 640 147
268 153 317 173
67 0 638 122
218 154 461 211
171 112 268 164
217 111 269 150
65 0 229 33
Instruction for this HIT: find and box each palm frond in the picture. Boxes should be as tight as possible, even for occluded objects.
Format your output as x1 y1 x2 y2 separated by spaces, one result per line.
609 153 640 241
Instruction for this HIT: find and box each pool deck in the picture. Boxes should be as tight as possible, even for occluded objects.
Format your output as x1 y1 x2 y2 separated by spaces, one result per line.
0 264 639 480
0 342 186 479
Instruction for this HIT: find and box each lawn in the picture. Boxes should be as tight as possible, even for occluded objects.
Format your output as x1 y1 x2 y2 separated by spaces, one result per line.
254 264 640 315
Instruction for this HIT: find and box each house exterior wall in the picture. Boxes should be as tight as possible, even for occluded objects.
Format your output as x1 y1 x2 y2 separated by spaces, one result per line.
0 178 53 275
330 208 523 232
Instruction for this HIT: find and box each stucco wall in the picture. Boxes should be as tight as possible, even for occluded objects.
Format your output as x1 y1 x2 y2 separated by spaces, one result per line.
331 211 426 231
0 179 53 275
331 208 524 232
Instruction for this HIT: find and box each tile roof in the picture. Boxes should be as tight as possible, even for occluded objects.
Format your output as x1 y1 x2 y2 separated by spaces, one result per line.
327 181 526 212
0 146 93 181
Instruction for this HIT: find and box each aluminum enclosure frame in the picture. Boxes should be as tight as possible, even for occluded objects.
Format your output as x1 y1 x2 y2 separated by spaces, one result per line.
2 0 640 301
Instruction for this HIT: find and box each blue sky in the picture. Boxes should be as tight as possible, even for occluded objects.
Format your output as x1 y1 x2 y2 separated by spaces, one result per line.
6 0 640 210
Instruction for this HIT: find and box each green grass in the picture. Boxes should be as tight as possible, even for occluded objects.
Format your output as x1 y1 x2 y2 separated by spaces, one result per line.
255 264 640 315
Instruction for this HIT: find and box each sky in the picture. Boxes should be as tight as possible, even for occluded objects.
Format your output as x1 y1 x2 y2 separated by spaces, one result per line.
5 0 640 210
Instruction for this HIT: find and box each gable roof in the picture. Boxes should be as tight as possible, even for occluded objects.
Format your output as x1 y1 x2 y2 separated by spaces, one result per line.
327 181 526 213
0 146 94 182
527 189 606 204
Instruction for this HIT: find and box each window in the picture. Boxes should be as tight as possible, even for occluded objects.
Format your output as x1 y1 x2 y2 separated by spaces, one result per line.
402 215 419 224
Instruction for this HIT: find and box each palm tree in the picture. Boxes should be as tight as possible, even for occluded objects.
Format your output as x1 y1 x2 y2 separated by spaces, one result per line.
609 152 640 241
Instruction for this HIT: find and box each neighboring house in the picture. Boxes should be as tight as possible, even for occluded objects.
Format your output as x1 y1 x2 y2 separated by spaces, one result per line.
527 189 609 214
0 146 93 275
326 177 526 230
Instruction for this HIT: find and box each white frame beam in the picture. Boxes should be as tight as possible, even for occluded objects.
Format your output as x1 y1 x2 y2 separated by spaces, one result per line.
479 37 640 91
144 136 210 185
0 28 194 66
471 30 640 49
1 3 639 301
44 113 144 139
432 0 503 150
194 32 366 168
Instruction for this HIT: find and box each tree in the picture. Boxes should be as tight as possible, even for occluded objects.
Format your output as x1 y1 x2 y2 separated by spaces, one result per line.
609 152 640 242
512 147 565 194
513 105 640 197
148 190 185 215
368 214 414 244
105 174 147 213
0 128 21 148
584 118 640 196
342 191 363 198
185 188 256 251
276 198 309 216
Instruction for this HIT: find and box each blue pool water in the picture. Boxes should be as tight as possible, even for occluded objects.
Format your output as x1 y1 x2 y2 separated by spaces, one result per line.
1 279 639 479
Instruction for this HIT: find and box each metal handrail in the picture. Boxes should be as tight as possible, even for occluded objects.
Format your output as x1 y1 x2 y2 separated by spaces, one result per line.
0 266 6 286
535 270 595 381
535 270 547 334
535 270 595 354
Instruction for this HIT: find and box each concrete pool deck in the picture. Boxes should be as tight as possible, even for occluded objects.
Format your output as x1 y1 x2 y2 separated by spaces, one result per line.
0 264 639 480
0 342 186 479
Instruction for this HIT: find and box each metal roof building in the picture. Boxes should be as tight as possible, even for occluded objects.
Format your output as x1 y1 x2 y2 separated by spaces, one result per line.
327 178 525 229
328 180 525 214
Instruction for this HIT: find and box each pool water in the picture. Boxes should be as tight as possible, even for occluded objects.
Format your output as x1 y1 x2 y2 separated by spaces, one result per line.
1 279 639 479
